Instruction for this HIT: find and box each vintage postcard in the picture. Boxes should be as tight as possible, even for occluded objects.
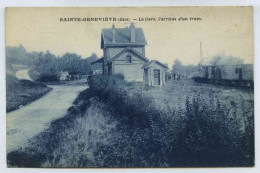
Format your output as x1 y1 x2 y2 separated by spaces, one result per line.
6 7 254 167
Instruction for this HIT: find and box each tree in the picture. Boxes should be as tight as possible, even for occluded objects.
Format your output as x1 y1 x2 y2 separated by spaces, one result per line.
60 53 82 73
172 59 183 74
6 44 28 65
6 45 100 80
208 54 244 65
83 53 99 74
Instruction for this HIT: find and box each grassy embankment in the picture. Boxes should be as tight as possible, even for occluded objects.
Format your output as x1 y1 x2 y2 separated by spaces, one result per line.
7 75 254 167
28 69 66 85
6 73 52 112
28 69 58 83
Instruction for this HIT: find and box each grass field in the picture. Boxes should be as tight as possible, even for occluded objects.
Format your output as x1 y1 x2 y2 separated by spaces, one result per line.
6 73 52 112
7 75 254 167
128 80 254 131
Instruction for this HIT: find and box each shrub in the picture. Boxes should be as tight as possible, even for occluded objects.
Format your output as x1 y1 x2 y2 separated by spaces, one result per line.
28 69 41 81
7 75 254 167
6 74 51 112
88 75 254 167
170 96 254 166
36 74 60 82
83 75 171 166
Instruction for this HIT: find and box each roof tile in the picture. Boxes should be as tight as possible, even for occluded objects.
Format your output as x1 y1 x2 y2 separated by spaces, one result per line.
102 28 147 45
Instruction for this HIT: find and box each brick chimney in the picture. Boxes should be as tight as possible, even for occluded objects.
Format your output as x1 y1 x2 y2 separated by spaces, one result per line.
112 24 115 43
130 22 135 43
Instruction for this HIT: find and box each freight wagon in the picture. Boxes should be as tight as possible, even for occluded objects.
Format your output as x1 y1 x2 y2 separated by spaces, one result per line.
193 64 253 87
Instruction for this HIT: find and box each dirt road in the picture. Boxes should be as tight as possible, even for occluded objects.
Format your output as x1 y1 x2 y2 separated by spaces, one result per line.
15 69 32 81
6 84 88 153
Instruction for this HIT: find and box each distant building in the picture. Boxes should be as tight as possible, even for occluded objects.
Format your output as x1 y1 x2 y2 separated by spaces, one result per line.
59 71 70 81
69 71 81 80
143 60 168 86
91 58 103 75
165 70 172 82
94 22 168 86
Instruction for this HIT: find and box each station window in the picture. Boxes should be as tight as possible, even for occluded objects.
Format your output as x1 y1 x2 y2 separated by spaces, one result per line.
126 55 132 63
235 67 241 73
212 67 215 76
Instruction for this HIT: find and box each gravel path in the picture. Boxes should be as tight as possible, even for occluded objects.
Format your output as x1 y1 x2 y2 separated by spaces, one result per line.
6 84 87 153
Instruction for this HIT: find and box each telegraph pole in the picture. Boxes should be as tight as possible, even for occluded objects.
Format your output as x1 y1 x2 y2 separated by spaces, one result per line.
200 41 202 62
199 42 203 71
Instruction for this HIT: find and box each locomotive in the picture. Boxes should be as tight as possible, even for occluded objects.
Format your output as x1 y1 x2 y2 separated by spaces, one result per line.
193 64 254 87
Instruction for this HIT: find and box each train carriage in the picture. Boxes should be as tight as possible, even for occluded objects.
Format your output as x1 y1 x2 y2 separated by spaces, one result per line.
194 64 253 87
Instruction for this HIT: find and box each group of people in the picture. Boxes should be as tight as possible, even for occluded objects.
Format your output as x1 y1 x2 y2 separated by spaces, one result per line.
172 73 181 81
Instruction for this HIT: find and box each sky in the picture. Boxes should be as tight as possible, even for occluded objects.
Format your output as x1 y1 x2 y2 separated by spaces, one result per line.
5 7 253 67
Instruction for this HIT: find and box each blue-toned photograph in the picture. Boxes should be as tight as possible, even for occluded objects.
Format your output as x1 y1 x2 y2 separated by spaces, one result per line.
5 7 254 168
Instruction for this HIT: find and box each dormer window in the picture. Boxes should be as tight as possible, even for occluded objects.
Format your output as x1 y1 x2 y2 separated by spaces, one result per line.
126 55 132 63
